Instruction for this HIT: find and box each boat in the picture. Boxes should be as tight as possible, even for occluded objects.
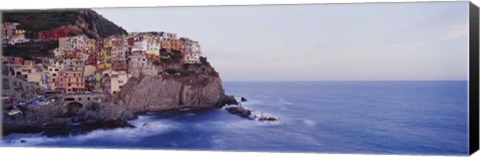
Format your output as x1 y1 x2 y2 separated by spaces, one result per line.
7 110 22 116
3 99 14 105
38 101 50 106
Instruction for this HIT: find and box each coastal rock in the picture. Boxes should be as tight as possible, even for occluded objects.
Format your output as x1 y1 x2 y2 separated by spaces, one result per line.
257 115 279 121
240 97 248 102
2 100 133 136
225 105 252 118
222 95 239 105
224 104 279 122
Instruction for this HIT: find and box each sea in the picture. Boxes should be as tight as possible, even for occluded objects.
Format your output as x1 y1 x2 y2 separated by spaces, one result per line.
1 81 469 155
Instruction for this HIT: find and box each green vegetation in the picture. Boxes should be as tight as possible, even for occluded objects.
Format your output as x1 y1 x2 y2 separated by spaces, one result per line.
200 57 209 66
165 68 179 75
3 10 78 32
2 9 127 39
152 60 161 66
81 10 127 38
3 40 58 59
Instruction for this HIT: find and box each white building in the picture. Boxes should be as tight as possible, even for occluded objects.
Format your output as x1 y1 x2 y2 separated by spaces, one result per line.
147 37 160 51
184 40 202 64
53 48 63 58
103 70 131 95
184 53 201 64
8 35 30 45
127 51 159 76
63 58 84 67
133 40 148 51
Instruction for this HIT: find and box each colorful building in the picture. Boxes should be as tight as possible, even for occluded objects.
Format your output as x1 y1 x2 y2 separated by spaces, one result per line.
57 65 85 93
2 56 24 65
46 59 63 90
109 70 130 95
38 27 72 40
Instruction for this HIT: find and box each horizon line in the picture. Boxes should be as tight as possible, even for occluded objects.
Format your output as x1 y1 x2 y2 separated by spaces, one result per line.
221 80 469 82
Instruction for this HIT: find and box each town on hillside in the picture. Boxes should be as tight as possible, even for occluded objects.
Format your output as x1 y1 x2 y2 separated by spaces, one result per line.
2 22 206 115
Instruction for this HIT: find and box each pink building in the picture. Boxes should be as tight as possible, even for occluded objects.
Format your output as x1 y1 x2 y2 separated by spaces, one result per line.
56 66 85 93
2 56 24 65
112 59 128 71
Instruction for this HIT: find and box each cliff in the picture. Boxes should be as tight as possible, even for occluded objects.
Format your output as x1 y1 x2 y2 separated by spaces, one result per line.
114 62 227 113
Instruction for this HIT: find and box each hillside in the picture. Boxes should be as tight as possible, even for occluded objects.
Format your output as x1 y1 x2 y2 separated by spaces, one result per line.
2 9 127 58
2 9 127 39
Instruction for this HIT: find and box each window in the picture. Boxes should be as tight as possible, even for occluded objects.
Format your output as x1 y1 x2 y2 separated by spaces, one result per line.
53 73 57 77
55 69 59 71
119 80 123 84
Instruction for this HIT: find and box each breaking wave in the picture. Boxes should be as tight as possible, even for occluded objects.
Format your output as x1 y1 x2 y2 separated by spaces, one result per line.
2 115 178 146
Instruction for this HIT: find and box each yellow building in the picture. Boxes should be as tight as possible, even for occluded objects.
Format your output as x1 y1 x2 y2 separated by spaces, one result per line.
174 39 183 52
14 29 26 36
98 47 112 69
85 39 96 52
146 50 159 56
103 38 113 48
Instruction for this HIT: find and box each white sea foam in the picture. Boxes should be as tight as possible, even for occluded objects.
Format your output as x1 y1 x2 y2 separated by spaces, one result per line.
303 119 316 127
278 98 293 105
211 137 226 149
2 115 179 146
184 113 196 117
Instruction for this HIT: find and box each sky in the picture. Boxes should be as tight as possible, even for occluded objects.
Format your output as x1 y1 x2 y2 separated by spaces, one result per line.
94 2 470 81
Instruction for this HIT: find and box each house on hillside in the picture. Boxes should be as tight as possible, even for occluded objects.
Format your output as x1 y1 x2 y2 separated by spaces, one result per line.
38 27 72 40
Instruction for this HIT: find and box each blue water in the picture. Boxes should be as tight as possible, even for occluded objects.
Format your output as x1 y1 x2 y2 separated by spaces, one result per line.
2 81 469 155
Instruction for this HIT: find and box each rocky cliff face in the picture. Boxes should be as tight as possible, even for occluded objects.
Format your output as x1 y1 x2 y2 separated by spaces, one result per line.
114 64 226 113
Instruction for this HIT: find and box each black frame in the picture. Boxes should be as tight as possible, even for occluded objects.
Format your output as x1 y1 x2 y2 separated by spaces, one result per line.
469 1 479 155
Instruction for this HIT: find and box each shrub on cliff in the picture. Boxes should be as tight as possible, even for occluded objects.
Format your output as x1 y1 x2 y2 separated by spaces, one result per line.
3 40 58 58
165 68 178 75
200 57 209 66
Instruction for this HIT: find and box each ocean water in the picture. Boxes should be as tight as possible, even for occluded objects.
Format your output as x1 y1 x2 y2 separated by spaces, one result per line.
2 81 469 155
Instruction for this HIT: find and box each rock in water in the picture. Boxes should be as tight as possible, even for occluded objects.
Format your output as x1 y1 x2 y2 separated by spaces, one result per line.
224 105 279 122
258 115 279 121
223 95 239 105
240 97 248 102
225 106 252 118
